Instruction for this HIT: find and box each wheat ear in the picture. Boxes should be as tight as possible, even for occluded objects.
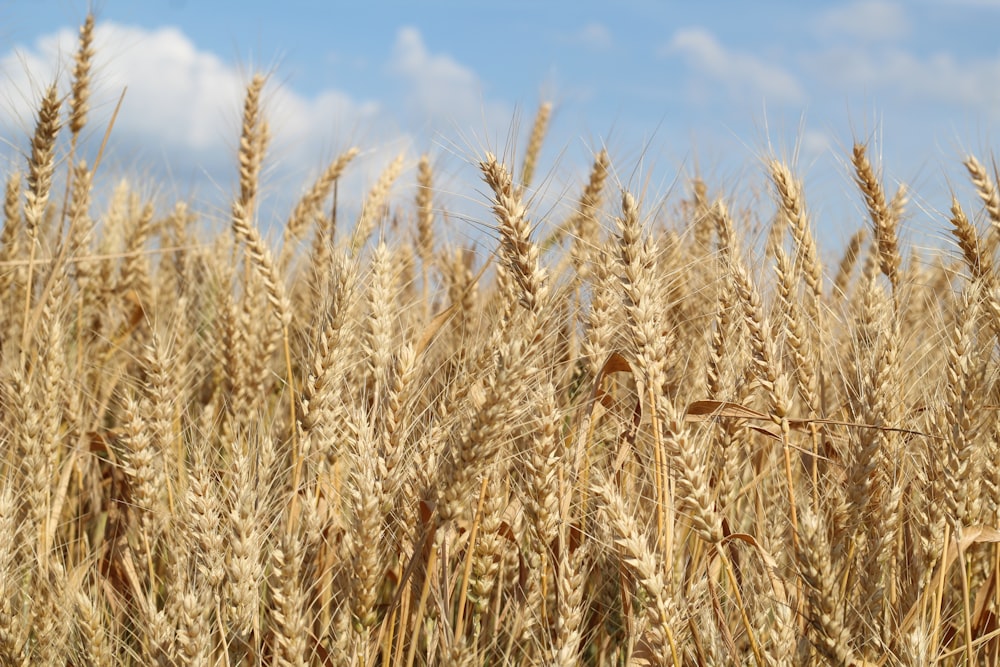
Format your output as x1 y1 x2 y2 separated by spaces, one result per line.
21 83 62 358
279 146 358 271
480 152 548 321
353 153 404 255
520 101 552 189
797 506 856 665
852 142 901 295
964 154 1000 252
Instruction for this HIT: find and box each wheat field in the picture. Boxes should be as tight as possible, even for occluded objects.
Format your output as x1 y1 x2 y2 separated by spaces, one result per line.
1 15 999 666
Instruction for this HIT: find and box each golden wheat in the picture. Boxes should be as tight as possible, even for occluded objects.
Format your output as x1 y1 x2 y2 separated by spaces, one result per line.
5 15 1000 666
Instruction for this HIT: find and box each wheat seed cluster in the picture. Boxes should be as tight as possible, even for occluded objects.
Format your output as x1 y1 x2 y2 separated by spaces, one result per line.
2 14 999 666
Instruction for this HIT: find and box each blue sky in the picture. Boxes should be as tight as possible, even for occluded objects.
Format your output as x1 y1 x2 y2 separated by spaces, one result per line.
1 0 999 250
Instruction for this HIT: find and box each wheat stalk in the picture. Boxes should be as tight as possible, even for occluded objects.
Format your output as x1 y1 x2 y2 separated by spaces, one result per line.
2 16 999 664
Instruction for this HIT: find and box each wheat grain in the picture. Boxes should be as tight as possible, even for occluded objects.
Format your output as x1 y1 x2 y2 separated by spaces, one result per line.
416 154 436 268
796 506 855 665
964 154 1000 251
520 101 552 189
69 14 95 141
353 153 404 254
3 18 1000 664
569 148 609 280
481 152 548 320
24 83 61 240
853 142 901 293
280 146 358 271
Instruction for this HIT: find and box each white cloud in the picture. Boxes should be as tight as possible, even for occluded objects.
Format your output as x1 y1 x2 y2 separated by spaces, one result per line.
662 27 805 106
0 22 383 168
387 26 509 136
95 24 246 153
815 1 911 42
805 46 1000 115
924 0 1000 7
802 129 833 158
0 21 522 234
0 21 425 238
0 23 518 176
563 22 613 51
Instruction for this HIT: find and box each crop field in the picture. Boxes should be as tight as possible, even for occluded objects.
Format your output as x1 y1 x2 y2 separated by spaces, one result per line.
2 14 1000 666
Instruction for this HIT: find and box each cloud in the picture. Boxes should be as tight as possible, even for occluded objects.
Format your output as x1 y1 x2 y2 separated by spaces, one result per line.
805 46 1000 115
0 21 451 231
0 22 383 173
661 28 805 106
815 1 911 42
387 26 509 136
562 22 613 51
0 21 520 233
925 0 1000 7
801 129 833 158
90 24 248 155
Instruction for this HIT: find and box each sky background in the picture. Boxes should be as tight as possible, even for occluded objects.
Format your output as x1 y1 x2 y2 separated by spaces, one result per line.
1 0 999 252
